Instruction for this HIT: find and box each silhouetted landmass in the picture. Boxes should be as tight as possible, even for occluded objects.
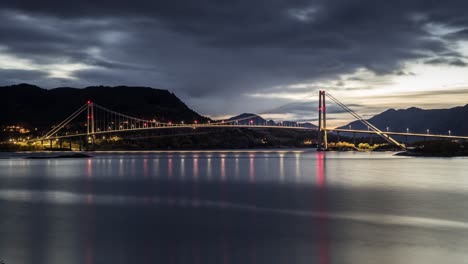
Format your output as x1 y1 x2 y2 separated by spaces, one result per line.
0 83 208 129
396 140 468 157
340 105 468 135
25 153 92 159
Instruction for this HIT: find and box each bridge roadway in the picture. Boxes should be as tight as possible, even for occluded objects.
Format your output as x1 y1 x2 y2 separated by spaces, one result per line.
36 123 317 141
327 128 468 140
35 123 468 141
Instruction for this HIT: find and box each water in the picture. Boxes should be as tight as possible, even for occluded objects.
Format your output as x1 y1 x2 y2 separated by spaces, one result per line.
1 150 468 264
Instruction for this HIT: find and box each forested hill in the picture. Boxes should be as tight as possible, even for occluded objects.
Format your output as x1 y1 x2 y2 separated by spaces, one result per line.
0 83 208 128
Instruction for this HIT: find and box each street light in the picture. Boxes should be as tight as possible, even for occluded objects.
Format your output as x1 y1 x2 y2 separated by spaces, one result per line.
406 128 409 133
349 124 352 130
449 130 452 136
386 126 389 132
427 129 430 134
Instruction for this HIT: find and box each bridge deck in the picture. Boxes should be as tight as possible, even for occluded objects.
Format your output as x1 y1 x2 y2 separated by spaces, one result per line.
33 125 468 141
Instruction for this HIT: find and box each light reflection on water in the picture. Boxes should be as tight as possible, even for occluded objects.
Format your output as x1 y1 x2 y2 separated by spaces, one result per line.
1 150 468 264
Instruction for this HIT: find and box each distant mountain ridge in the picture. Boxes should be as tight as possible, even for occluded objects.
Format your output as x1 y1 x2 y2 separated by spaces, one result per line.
226 113 317 128
340 104 468 135
0 83 208 128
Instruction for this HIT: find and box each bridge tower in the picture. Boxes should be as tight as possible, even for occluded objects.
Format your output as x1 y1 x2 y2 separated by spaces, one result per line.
317 90 328 150
86 100 95 146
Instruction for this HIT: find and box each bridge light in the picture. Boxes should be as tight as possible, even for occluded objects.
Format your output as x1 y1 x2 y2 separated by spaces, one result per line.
87 100 92 104
449 130 452 136
406 128 409 133
427 129 430 134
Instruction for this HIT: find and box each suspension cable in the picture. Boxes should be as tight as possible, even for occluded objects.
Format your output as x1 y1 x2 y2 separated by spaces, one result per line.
41 104 88 139
326 93 405 149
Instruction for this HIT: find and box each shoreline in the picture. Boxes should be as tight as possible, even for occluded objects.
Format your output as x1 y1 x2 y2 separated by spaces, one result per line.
395 151 468 157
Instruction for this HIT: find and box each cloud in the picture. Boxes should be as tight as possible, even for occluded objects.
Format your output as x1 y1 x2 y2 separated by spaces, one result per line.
447 29 468 40
0 0 468 118
425 57 467 67
0 69 48 84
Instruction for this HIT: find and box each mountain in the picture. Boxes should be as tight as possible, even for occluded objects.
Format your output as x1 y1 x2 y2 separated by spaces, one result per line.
0 83 209 129
226 113 268 125
226 113 318 128
339 105 468 135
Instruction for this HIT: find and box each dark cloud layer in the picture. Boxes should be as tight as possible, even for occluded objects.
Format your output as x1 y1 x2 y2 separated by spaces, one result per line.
0 0 468 117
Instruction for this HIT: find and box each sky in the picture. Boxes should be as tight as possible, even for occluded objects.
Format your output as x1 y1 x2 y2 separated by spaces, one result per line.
1 0 468 126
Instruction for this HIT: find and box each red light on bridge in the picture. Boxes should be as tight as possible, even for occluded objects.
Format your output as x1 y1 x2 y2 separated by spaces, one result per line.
87 100 92 104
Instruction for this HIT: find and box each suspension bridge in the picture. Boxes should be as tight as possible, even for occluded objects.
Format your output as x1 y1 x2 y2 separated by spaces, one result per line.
30 91 468 150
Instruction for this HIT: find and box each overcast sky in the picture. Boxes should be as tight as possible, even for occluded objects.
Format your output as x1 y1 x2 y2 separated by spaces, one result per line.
1 0 468 126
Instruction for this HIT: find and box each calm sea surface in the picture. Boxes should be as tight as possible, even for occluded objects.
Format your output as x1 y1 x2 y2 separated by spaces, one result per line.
1 150 468 264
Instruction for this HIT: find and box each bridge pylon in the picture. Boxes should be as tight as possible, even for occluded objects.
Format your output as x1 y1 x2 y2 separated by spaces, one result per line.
317 90 328 150
86 100 95 148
